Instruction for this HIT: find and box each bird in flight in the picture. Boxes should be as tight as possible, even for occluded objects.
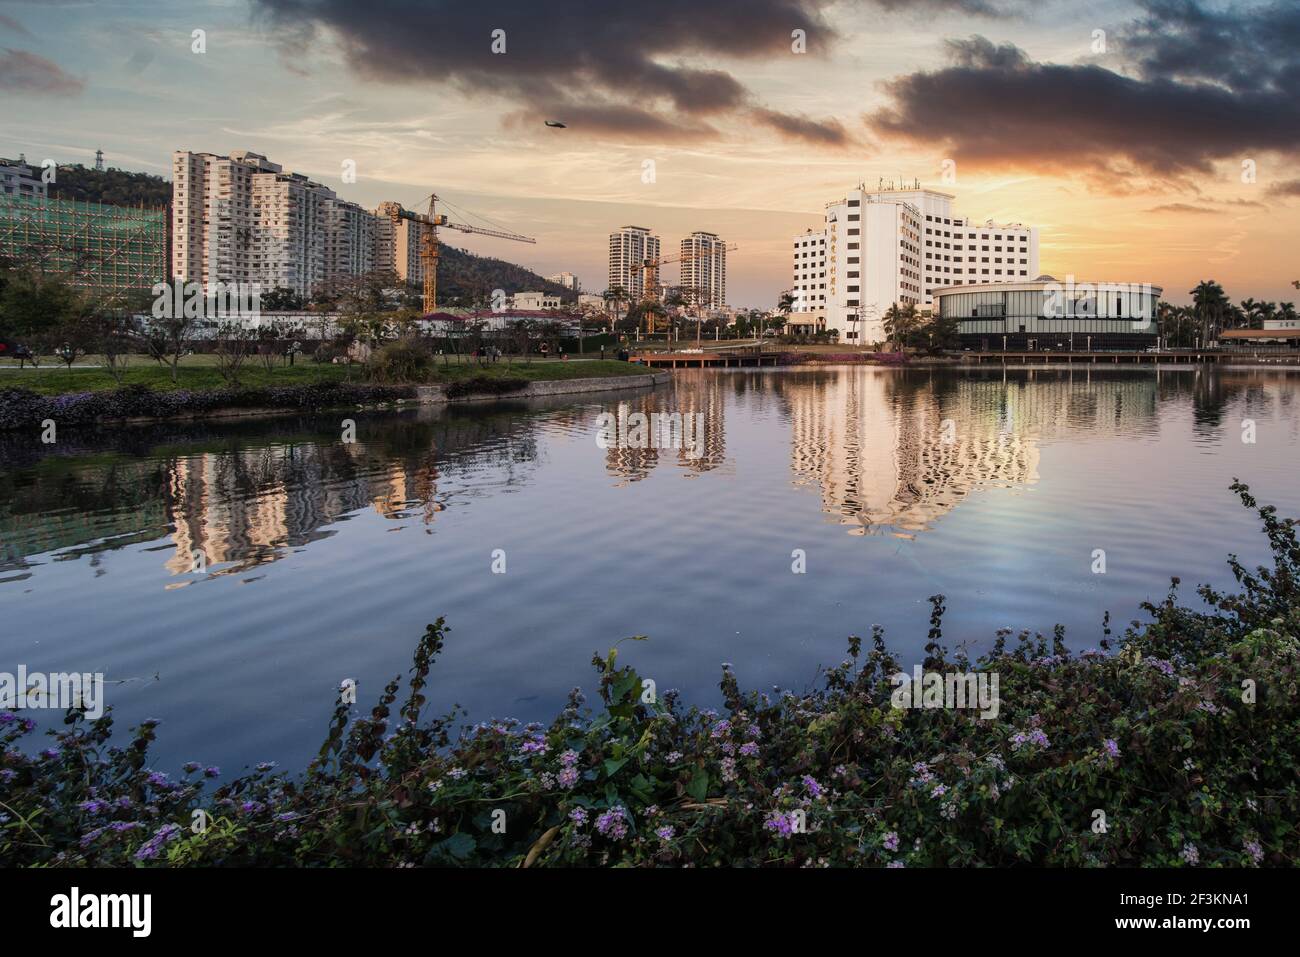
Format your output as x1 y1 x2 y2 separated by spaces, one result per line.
544 120 567 128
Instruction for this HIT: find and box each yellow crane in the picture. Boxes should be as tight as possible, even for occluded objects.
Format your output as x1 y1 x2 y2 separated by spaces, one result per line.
638 244 737 335
386 194 536 314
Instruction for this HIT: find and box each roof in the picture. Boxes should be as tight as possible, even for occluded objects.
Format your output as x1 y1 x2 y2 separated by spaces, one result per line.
1220 328 1300 339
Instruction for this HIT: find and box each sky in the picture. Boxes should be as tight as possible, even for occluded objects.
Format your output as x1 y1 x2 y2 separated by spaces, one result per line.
3 0 1299 308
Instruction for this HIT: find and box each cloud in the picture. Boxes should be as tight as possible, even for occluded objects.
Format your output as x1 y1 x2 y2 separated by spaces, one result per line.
250 0 852 145
1267 179 1300 198
750 107 849 146
0 48 83 95
1145 203 1217 214
864 2 1300 188
0 13 31 37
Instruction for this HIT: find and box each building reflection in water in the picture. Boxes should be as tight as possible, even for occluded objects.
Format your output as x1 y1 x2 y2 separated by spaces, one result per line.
783 368 1159 533
600 372 729 483
0 407 541 580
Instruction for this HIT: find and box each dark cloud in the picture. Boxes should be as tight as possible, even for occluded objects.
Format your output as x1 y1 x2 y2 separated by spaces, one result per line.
1267 179 1300 198
251 0 853 145
865 1 1300 187
0 48 83 95
750 107 848 146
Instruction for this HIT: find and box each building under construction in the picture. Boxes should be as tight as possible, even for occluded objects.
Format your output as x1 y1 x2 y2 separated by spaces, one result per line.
0 192 167 308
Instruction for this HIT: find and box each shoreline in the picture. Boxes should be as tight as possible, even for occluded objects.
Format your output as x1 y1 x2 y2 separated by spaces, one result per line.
0 370 671 431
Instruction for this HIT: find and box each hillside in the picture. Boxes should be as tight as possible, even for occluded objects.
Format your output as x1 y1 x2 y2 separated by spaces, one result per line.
48 164 172 209
436 245 577 307
32 164 576 306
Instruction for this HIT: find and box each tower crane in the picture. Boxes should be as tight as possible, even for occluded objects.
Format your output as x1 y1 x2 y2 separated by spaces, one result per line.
639 243 737 335
386 195 536 314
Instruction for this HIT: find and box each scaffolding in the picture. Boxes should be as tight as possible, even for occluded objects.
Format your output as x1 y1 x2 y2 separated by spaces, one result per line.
0 193 167 308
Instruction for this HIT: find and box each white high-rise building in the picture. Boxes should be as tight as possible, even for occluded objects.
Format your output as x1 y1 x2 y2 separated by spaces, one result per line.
323 198 376 284
547 271 580 290
608 225 660 300
173 149 379 300
373 201 424 286
790 184 1038 344
679 231 727 308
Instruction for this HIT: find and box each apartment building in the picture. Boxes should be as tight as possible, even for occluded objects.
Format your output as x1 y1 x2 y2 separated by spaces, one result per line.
790 184 1039 344
173 149 418 304
0 155 46 198
373 201 424 285
324 198 375 283
608 225 660 299
679 231 727 308
547 271 580 290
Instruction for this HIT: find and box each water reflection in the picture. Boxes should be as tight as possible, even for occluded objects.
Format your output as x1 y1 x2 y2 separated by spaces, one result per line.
2 366 1298 581
1 405 544 578
4 365 1300 773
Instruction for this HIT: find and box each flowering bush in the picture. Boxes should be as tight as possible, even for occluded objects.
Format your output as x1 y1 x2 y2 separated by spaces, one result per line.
0 383 415 430
2 481 1297 867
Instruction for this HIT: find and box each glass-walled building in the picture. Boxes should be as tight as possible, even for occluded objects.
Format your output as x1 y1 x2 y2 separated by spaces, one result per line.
934 275 1161 351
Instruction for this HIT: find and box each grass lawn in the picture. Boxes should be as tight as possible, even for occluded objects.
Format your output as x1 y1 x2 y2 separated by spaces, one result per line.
0 355 655 396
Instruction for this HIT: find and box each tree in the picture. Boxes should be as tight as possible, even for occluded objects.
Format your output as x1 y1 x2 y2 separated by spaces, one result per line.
881 302 921 351
0 267 83 362
1189 280 1229 346
260 286 305 311
777 290 795 317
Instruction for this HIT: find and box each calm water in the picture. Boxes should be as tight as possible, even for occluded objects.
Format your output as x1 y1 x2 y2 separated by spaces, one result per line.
3 366 1298 772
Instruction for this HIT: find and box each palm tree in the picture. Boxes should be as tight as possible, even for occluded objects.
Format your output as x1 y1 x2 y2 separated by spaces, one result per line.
1189 280 1229 346
881 302 919 351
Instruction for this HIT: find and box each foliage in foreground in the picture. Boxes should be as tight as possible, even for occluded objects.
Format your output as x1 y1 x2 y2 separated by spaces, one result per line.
2 482 1297 867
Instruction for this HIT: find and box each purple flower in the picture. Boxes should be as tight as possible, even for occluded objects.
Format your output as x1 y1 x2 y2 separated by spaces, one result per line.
146 771 169 788
558 766 579 789
1243 839 1264 865
134 823 182 861
594 806 629 841
1181 842 1199 865
739 741 759 757
764 810 796 838
882 831 900 852
559 749 579 768
655 825 675 841
0 711 16 724
203 766 221 778
802 775 823 798
78 799 109 815
1103 738 1121 759
569 807 588 826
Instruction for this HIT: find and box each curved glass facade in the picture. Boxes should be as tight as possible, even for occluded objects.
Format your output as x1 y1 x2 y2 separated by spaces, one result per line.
936 282 1160 350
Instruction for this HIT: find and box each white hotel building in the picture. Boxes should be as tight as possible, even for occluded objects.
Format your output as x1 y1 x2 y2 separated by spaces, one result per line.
790 184 1038 344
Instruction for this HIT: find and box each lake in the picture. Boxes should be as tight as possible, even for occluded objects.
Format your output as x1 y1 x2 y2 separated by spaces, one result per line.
3 365 1298 773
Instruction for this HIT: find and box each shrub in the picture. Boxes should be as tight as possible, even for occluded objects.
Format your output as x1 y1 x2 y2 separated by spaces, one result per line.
2 482 1297 867
367 340 433 384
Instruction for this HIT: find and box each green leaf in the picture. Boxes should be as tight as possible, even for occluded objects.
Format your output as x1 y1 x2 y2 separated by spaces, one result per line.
687 768 709 801
603 756 629 777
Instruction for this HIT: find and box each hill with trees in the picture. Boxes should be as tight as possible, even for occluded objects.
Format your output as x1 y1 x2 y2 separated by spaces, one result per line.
48 164 172 209
436 245 577 307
